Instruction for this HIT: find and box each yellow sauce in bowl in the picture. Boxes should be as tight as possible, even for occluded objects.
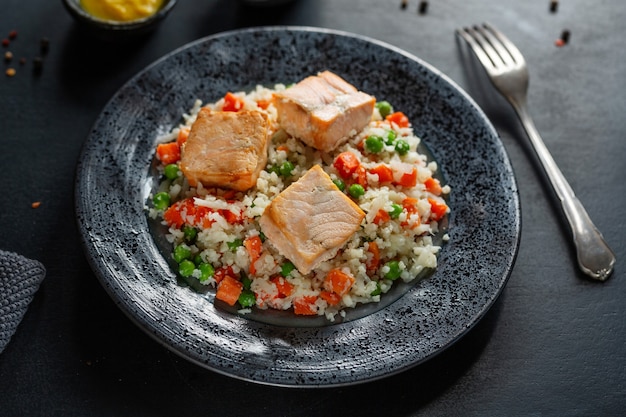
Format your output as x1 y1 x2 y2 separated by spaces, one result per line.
80 0 165 22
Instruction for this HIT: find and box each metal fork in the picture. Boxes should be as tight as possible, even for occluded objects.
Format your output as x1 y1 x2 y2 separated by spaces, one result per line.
456 23 615 281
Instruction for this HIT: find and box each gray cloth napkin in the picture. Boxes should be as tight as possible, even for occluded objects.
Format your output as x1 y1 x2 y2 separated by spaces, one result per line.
0 250 46 353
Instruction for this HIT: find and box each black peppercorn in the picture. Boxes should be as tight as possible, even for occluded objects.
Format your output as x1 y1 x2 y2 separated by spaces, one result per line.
33 56 43 74
418 1 428 14
40 37 49 55
550 0 558 13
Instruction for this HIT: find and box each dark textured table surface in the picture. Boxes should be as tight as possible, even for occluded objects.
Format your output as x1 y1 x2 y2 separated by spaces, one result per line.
1 0 624 415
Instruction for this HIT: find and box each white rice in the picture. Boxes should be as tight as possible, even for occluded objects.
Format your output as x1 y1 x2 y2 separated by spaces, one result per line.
150 84 450 321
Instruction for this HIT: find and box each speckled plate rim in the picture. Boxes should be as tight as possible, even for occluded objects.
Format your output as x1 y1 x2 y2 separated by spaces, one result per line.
75 26 521 387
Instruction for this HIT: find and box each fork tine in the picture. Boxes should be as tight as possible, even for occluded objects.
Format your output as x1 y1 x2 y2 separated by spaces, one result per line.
476 24 516 67
481 23 526 66
468 25 508 69
456 26 500 72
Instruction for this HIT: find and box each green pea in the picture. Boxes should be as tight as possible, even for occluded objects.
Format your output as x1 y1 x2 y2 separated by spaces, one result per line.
198 263 214 282
365 135 384 153
238 290 256 308
163 164 180 180
227 238 243 251
152 192 170 210
389 203 403 219
183 225 197 243
173 244 191 263
178 260 196 278
384 260 402 280
280 261 296 277
267 165 280 175
333 178 346 192
242 274 252 290
193 254 203 266
370 282 382 296
348 184 365 198
395 139 410 155
385 130 397 145
279 161 295 177
227 239 243 251
376 101 393 119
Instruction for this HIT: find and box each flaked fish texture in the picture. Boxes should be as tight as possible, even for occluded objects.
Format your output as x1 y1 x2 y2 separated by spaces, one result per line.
259 165 365 274
273 71 375 152
180 108 270 191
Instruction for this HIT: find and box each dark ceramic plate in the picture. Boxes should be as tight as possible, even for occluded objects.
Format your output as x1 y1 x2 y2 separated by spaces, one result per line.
75 27 520 387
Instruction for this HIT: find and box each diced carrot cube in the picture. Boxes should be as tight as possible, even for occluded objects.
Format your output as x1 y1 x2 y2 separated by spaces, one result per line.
366 241 380 272
424 177 442 196
163 198 193 228
163 202 184 228
373 209 390 225
333 152 361 179
428 197 448 221
271 276 294 298
244 235 263 275
396 167 417 187
354 165 368 188
176 127 190 146
216 275 243 306
256 99 270 110
401 197 421 228
222 92 244 112
293 296 318 315
385 111 410 128
402 197 418 213
324 269 355 297
219 209 241 225
370 164 394 183
156 142 181 165
320 291 342 306
213 266 234 285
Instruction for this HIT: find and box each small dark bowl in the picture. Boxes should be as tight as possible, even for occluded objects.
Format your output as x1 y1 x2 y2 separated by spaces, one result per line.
62 0 178 41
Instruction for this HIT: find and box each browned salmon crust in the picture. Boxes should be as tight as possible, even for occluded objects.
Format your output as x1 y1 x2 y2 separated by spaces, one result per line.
180 109 270 192
259 165 366 274
273 71 375 152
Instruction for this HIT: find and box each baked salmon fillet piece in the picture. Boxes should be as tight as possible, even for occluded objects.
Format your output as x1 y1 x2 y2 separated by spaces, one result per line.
259 165 365 275
273 71 375 152
180 108 270 192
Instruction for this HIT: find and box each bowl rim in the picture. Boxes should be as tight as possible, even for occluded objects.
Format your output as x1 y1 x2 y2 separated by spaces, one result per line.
62 0 178 29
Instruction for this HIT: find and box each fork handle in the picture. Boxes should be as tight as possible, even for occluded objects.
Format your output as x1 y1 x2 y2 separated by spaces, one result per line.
511 99 616 281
